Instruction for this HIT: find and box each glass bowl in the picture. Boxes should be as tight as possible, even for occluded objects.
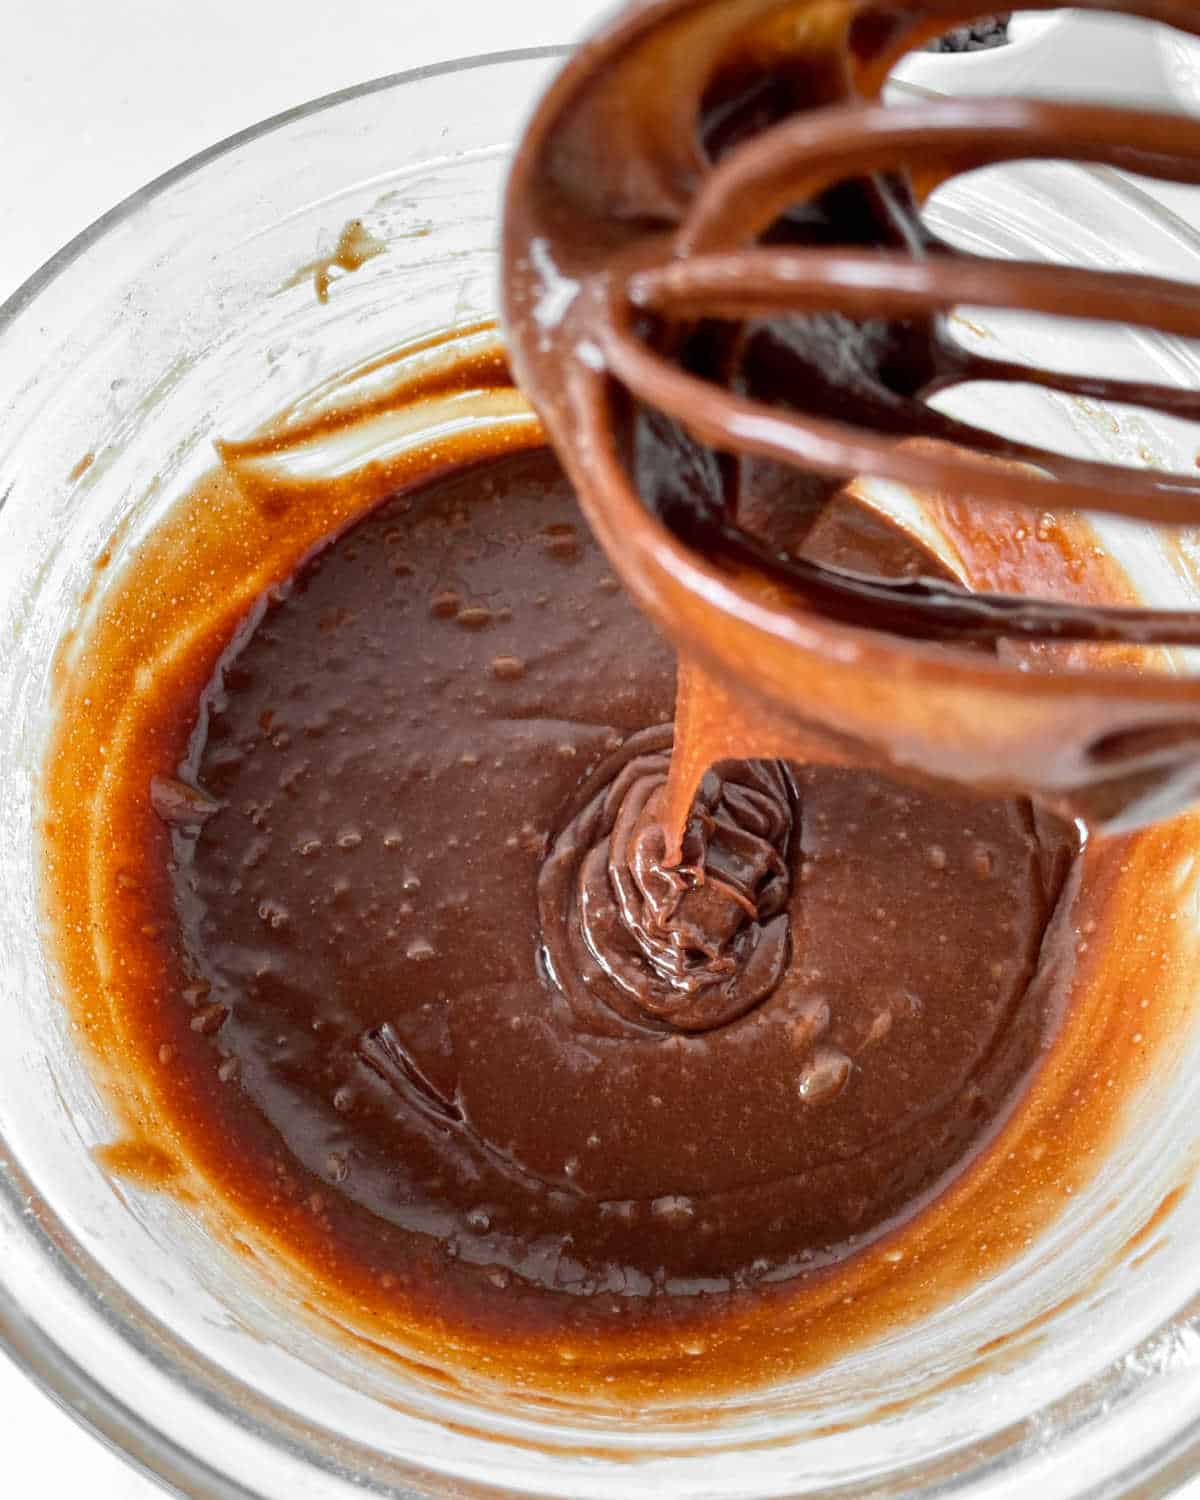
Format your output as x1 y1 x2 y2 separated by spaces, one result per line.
5 44 1200 1500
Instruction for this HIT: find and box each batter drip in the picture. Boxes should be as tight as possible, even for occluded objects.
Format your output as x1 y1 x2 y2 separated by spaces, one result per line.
540 730 795 1034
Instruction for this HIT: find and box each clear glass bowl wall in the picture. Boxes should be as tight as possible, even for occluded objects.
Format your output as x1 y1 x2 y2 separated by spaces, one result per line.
4 48 1200 1500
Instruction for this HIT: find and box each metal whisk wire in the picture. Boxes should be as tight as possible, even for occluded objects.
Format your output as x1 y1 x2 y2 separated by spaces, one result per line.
586 97 1200 645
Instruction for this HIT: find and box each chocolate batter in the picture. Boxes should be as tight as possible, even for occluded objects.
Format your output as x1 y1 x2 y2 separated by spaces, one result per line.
38 0 1200 1402
159 442 1075 1305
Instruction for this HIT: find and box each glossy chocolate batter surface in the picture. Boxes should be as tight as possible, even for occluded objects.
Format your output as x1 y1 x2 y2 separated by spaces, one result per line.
44 330 1189 1401
40 0 1200 1408
157 445 1075 1309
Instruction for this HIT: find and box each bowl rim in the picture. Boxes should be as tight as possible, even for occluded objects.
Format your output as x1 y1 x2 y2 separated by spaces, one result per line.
0 44 571 1500
0 43 568 334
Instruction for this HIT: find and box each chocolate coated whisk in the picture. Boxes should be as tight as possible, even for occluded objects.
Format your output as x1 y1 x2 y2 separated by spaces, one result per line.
595 87 1200 645
502 0 1200 826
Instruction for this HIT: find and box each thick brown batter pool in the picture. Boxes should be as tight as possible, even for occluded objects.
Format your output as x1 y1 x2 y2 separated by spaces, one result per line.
168 442 1075 1303
42 329 1191 1400
38 0 1200 1415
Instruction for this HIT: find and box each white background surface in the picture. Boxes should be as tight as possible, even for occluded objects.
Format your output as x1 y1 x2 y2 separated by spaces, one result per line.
4 4 1200 1498
0 6 606 1493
